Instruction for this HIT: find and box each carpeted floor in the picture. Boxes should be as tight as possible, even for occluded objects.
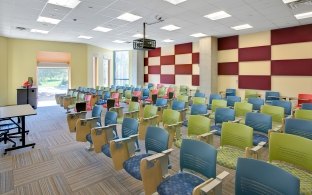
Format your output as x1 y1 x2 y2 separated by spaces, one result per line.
0 105 269 195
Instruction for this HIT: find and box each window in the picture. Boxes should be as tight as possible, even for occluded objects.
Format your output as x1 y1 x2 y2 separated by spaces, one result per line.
114 51 129 86
98 58 109 87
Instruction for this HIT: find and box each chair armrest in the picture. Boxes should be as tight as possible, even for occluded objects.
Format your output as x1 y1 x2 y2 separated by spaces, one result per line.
247 141 266 159
67 111 87 118
199 113 210 117
231 117 242 123
165 121 183 128
194 171 229 195
199 132 214 145
142 115 159 121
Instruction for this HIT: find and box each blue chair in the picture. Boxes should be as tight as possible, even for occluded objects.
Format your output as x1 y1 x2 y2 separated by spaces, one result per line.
285 118 312 140
183 104 208 127
227 96 241 108
265 91 280 104
91 105 102 125
272 100 292 116
156 98 168 107
236 158 300 195
212 108 235 136
148 83 154 90
171 100 185 111
96 91 110 105
142 88 150 100
245 112 272 145
134 87 141 91
301 103 312 110
119 126 169 180
208 93 222 110
156 139 217 195
225 88 236 97
194 91 205 98
248 98 264 112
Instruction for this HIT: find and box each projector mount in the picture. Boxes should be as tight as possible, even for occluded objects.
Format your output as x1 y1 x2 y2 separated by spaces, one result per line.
142 16 165 40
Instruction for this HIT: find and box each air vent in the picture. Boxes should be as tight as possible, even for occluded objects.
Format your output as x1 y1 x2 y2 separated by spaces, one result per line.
16 26 27 31
287 0 312 9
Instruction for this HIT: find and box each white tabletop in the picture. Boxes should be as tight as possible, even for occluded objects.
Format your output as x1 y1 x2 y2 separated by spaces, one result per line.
0 104 36 119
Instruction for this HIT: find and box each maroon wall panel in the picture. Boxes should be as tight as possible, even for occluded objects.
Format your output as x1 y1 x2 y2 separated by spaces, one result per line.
175 43 193 54
239 46 271 61
271 59 312 76
144 74 148 82
160 55 175 65
239 76 271 90
144 58 148 66
148 48 161 57
218 62 239 75
192 75 199 86
192 53 199 64
160 75 175 84
271 24 312 45
218 36 238 50
175 64 193 75
148 66 161 74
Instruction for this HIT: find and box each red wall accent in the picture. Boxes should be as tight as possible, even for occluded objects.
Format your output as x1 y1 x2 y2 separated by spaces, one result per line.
160 75 175 84
175 64 193 75
175 43 193 54
160 55 175 65
148 48 161 57
271 59 312 76
144 74 148 82
148 66 161 74
218 36 238 50
218 62 239 75
192 53 199 64
144 58 148 66
239 76 271 90
271 24 312 45
239 46 271 61
192 75 199 86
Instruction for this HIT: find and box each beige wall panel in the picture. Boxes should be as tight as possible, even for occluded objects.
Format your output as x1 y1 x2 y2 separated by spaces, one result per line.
148 75 160 84
161 45 174 56
192 64 199 75
175 54 192 64
239 31 270 48
217 75 238 93
192 42 199 53
145 51 148 57
272 42 312 60
175 75 192 87
217 49 238 63
148 57 160 66
272 76 312 97
161 65 175 74
239 61 271 75
144 66 148 74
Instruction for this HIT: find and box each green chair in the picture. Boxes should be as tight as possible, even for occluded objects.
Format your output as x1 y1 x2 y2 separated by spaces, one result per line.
260 105 285 131
138 105 158 140
123 90 132 103
162 109 182 148
124 102 140 120
245 89 259 99
294 109 312 121
179 85 189 96
234 102 252 123
209 99 227 119
192 97 206 105
158 87 166 98
269 132 312 194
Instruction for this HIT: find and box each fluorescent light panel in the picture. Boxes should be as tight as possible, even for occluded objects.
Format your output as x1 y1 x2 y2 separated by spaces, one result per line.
117 13 142 22
48 0 81 8
113 40 126 43
37 16 61 24
190 33 207 38
231 24 253 30
295 11 312 19
31 29 49 34
204 11 231 20
282 0 299 3
163 0 187 5
93 26 112 32
161 24 181 31
162 39 174 42
78 35 92 39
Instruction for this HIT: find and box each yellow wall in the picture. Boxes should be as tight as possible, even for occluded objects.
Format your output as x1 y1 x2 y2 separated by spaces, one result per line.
0 36 8 105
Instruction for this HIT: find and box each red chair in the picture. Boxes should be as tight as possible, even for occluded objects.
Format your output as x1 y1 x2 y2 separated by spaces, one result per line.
132 91 142 101
103 92 119 108
297 94 312 108
163 87 175 99
145 89 158 103
85 94 93 111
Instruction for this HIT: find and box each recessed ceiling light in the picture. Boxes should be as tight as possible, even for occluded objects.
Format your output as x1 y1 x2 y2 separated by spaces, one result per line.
132 33 148 38
161 25 181 31
162 39 174 43
295 11 312 19
37 16 61 24
117 13 142 22
231 24 253 30
78 35 92 39
113 40 126 43
190 33 207 38
282 0 299 3
163 0 187 5
204 11 231 20
48 0 81 8
30 29 49 34
93 26 112 32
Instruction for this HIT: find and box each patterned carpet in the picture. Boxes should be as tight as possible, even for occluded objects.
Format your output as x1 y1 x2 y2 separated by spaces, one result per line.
0 106 269 195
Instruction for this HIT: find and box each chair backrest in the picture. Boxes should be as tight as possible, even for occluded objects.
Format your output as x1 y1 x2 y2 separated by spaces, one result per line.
145 126 169 153
294 109 312 121
155 98 168 107
105 111 117 126
211 99 227 112
158 87 166 97
188 115 210 136
68 90 74 96
78 93 85 101
85 94 92 102
265 91 280 103
162 109 180 125
226 96 241 107
142 88 149 97
192 97 206 105
269 132 312 172
302 103 312 110
190 104 208 115
221 122 253 149
180 139 217 179
298 93 312 106
177 95 188 103
111 92 119 99
91 105 102 118
103 91 110 100
147 83 154 89
128 102 140 112
209 93 222 104
121 118 139 138
245 112 272 134
245 90 258 99
171 100 185 111
260 105 284 123
132 91 142 99
225 88 236 97
73 91 79 98
285 118 312 140
150 89 158 95
179 85 189 95
236 158 300 195
234 102 253 117
143 105 157 118
124 90 132 99
194 91 205 98
215 108 235 125
247 98 264 111
272 100 292 116
134 87 141 91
